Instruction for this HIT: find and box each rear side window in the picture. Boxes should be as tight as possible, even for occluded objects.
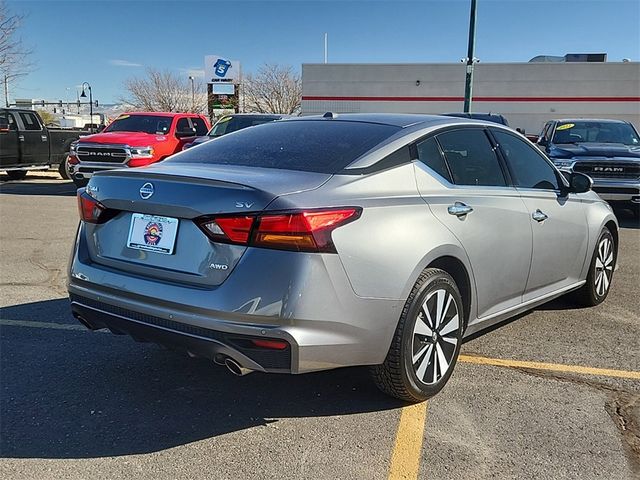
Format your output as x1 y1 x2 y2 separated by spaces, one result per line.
436 129 507 187
416 137 451 182
493 130 559 190
19 112 42 131
176 118 193 134
191 117 209 136
170 120 401 173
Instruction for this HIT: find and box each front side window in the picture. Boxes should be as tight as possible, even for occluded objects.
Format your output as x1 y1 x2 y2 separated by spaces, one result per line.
493 130 559 190
435 129 507 187
19 112 42 131
416 136 451 182
191 117 209 136
176 118 193 134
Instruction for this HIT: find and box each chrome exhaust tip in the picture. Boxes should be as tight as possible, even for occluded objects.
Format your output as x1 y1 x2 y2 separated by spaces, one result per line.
224 357 253 376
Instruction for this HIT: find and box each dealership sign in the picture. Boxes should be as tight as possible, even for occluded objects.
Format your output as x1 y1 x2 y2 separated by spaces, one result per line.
205 55 240 83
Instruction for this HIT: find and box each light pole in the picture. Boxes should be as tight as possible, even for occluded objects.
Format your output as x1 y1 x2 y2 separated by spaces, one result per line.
188 76 195 112
463 0 478 113
80 82 93 132
3 73 28 107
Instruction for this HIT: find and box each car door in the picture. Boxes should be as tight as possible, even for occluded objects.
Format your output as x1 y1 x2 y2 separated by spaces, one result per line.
0 111 20 168
490 128 589 300
414 128 533 320
17 111 50 166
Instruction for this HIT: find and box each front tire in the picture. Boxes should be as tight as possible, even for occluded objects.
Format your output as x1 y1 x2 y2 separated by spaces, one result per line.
572 227 616 306
371 268 464 402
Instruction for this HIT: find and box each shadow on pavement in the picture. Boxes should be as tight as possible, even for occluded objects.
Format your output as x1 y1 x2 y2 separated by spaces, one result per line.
0 178 76 197
0 299 402 459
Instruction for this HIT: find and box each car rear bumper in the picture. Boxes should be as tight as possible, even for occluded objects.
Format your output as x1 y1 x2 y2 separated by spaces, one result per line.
68 224 402 374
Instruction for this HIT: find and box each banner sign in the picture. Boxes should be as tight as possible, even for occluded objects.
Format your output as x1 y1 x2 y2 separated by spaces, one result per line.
205 55 241 83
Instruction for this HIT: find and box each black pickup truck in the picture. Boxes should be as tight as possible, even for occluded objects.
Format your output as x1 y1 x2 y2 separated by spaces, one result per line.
0 108 82 180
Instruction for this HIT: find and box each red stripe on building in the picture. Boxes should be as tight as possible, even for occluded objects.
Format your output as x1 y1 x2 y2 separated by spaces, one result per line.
302 95 640 102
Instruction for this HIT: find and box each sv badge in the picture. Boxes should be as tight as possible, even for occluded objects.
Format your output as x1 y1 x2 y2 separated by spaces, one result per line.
235 201 254 209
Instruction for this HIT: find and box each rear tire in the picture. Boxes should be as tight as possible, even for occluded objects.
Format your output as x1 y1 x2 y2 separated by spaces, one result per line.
5 170 28 180
571 227 616 307
371 268 464 402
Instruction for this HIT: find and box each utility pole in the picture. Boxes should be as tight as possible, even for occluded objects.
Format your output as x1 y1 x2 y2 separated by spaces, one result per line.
324 33 328 64
188 75 195 112
3 75 8 108
463 0 478 113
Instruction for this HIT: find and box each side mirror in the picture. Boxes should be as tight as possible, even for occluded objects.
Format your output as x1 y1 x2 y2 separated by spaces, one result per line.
537 137 548 147
563 171 592 194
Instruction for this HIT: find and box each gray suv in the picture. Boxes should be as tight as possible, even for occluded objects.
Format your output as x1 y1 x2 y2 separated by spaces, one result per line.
69 114 618 402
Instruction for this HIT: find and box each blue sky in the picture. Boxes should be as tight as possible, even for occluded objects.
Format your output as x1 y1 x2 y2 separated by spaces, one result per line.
7 0 640 104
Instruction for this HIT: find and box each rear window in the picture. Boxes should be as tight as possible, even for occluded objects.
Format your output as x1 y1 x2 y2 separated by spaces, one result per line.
170 120 401 173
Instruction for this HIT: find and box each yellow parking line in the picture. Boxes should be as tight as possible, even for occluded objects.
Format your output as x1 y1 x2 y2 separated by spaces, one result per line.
388 401 428 480
459 354 640 380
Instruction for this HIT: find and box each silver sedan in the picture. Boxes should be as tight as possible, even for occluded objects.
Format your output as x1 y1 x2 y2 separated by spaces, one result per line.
68 114 618 401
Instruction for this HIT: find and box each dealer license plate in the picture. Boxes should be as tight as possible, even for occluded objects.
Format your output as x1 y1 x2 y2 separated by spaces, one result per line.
127 213 179 255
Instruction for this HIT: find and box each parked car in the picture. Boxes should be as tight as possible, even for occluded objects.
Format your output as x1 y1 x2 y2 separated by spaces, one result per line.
182 113 289 150
442 112 509 126
537 118 640 216
0 108 82 180
67 112 210 187
69 114 617 402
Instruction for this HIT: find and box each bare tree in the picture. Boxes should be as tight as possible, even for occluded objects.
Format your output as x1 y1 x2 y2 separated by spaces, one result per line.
243 63 301 114
121 68 207 113
1 1 33 105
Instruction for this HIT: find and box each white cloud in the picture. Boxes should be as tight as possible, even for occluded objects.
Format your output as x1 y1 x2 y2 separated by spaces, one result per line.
109 59 143 67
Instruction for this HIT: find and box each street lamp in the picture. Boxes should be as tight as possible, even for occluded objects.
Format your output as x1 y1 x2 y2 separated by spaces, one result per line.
80 82 93 132
188 75 195 112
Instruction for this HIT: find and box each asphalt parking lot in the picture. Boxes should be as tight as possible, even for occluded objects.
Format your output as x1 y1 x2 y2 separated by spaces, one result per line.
1 173 639 480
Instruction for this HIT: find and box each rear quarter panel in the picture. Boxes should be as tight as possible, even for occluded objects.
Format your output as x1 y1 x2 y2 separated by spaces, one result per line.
268 163 476 305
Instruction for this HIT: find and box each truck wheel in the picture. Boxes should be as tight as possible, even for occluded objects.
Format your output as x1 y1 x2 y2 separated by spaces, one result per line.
5 170 28 180
58 159 70 180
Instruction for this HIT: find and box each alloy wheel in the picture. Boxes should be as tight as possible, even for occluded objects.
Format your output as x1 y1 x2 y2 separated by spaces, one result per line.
411 288 460 385
594 236 614 297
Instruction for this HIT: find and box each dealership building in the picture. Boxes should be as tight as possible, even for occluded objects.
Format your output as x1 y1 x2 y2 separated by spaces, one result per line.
301 59 640 135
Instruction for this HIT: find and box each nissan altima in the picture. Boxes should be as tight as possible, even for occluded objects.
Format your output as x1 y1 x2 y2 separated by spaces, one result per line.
68 114 618 402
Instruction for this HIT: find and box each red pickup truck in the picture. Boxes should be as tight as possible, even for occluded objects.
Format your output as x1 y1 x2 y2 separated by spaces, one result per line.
67 112 210 187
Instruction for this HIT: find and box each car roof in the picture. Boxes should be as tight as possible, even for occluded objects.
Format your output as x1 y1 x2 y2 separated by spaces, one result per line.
222 113 290 118
291 113 461 128
553 118 629 124
123 112 203 117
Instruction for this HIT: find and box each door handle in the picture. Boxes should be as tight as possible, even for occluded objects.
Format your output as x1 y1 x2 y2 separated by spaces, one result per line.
18 135 24 142
41 135 48 142
448 202 473 217
532 209 548 222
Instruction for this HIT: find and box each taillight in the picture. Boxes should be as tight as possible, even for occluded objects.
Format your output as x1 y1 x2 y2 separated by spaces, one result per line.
197 208 361 253
77 190 106 223
67 155 79 165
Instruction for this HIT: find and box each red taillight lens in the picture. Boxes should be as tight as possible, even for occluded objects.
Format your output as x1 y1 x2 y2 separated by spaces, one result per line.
77 190 105 223
196 208 361 253
254 209 360 252
67 155 79 165
250 339 289 350
202 216 254 243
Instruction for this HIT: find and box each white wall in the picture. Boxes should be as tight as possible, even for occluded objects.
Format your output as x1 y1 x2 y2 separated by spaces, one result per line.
302 62 640 134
